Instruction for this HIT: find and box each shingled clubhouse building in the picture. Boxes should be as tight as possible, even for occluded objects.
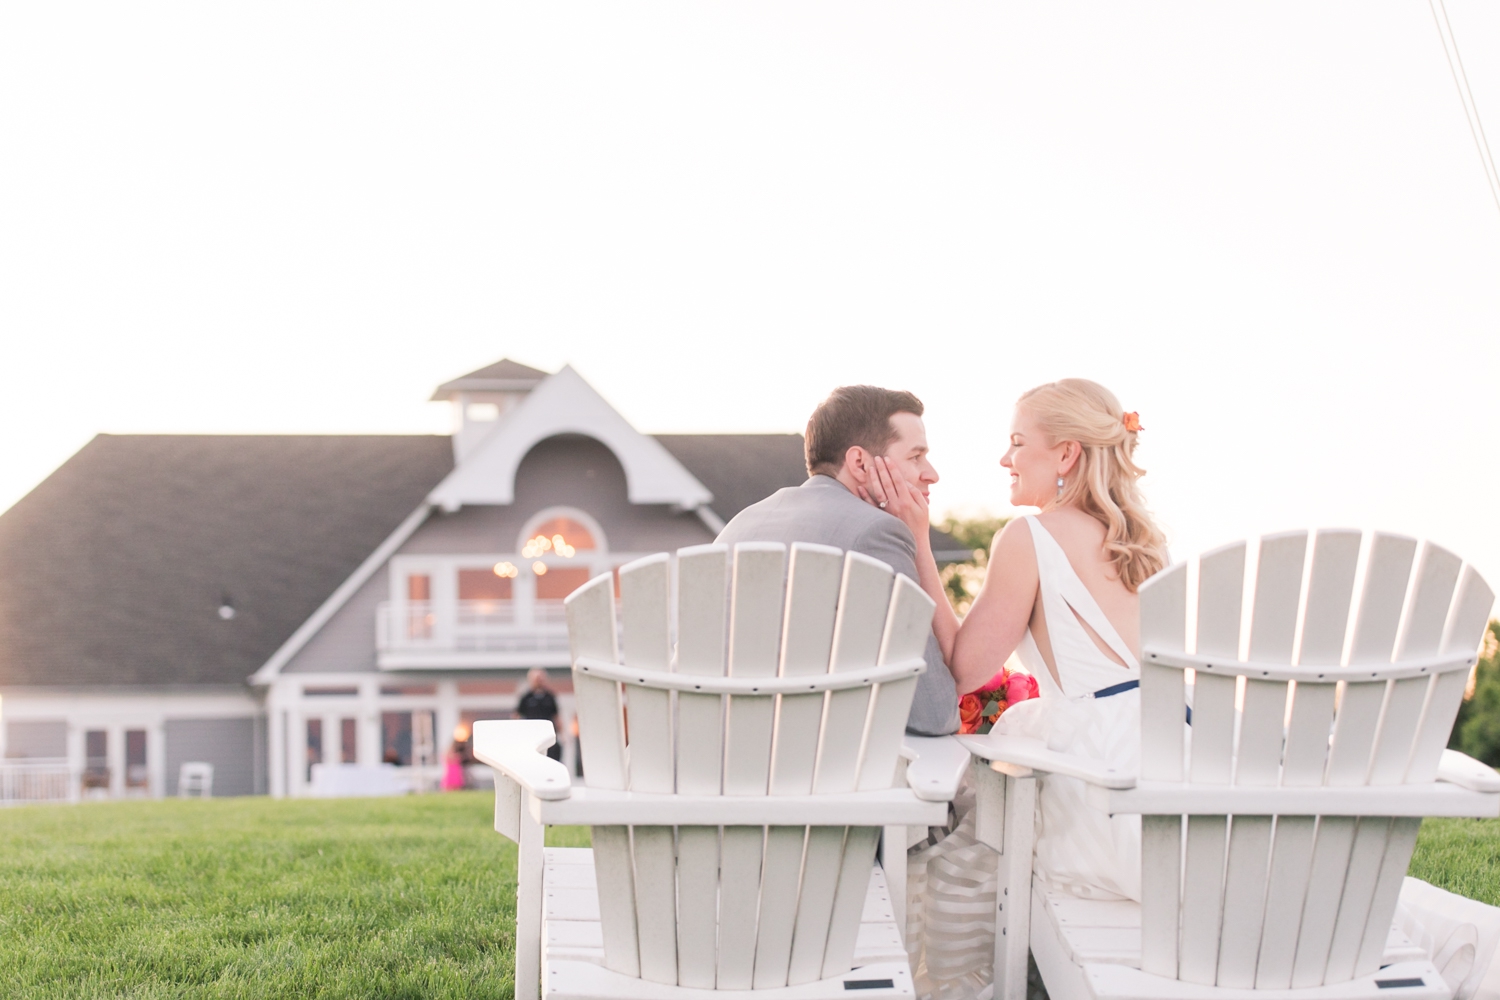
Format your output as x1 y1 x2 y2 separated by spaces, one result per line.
0 360 964 799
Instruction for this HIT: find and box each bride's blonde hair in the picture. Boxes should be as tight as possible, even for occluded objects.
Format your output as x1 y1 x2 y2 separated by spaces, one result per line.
1018 378 1168 592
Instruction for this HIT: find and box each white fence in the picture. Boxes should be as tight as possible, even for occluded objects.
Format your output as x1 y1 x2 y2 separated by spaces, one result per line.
0 758 73 805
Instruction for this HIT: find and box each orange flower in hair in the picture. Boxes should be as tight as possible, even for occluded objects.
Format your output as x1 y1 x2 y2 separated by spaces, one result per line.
1121 411 1142 433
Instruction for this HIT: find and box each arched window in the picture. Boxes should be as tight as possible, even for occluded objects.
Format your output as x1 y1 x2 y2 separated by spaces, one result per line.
517 508 606 602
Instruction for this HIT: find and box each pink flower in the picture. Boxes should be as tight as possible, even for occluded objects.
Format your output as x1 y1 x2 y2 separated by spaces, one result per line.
1005 672 1039 705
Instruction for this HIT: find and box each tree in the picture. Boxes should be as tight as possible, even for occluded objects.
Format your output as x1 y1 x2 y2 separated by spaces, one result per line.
1451 620 1500 767
935 514 1009 616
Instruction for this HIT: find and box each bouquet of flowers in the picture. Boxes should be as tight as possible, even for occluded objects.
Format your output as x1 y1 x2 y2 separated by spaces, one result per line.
959 667 1040 735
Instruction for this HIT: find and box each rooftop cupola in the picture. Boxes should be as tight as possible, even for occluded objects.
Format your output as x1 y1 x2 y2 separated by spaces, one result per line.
431 358 550 462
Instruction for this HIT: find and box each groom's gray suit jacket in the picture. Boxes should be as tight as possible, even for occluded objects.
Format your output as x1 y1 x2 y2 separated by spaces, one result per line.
715 474 960 736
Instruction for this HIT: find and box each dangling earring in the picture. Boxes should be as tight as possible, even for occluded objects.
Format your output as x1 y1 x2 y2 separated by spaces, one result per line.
1056 476 1065 497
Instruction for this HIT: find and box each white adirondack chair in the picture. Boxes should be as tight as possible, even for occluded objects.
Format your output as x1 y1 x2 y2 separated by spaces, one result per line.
958 529 1500 1000
475 542 963 1000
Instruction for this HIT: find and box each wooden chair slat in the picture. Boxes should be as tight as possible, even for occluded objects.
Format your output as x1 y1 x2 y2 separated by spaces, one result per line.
619 556 675 793
819 826 881 979
1395 543 1463 662
1139 814 1182 977
1354 817 1422 977
857 676 918 792
676 545 729 677
1367 676 1430 786
1140 562 1188 782
1254 815 1317 988
621 554 671 671
590 825 641 977
780 543 844 676
1290 815 1356 988
676 693 724 796
1178 815 1228 984
725 695 777 796
624 684 674 793
752 826 807 988
1409 563 1498 782
716 825 765 989
1235 680 1287 786
1189 673 1236 785
1282 681 1336 786
877 574 936 664
853 576 937 792
1408 668 1472 784
569 575 627 791
568 572 620 663
723 545 787 797
1248 531 1307 662
1140 662 1186 783
1215 815 1273 988
675 826 720 988
575 673 628 792
1323 817 1392 983
1197 542 1246 657
829 553 895 672
770 693 826 796
632 825 680 984
729 543 788 678
1141 561 1188 652
1442 563 1496 655
767 545 844 797
1299 530 1362 665
786 826 846 985
814 688 872 794
1325 681 1387 787
1349 534 1417 666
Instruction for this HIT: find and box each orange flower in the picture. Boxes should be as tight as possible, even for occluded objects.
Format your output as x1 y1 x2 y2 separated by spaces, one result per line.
1122 411 1143 433
959 693 984 733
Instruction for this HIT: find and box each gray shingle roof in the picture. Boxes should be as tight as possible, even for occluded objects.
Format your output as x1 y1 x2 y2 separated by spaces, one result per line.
0 430 968 689
0 435 453 688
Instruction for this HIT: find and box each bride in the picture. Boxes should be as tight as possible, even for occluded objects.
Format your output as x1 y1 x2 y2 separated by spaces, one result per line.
865 377 1168 904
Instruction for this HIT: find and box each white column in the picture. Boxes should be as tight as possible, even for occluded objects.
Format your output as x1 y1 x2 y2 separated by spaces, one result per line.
288 710 306 798
323 713 339 766
65 724 84 803
268 699 287 799
148 724 166 799
361 678 381 766
436 681 458 762
107 724 125 799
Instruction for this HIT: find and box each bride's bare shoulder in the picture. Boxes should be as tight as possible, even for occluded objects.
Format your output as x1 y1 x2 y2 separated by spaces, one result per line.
991 515 1037 564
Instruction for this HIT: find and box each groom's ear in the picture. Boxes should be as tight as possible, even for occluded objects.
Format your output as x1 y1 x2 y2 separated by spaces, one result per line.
842 445 872 483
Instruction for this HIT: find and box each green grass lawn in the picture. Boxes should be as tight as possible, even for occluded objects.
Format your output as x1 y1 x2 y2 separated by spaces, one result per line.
0 796 1496 999
0 792 586 999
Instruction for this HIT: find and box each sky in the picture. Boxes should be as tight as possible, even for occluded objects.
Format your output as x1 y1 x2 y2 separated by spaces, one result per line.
2 3 1499 591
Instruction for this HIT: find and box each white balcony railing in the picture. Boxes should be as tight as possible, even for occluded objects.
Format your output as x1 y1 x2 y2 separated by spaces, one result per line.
376 600 571 655
0 758 73 805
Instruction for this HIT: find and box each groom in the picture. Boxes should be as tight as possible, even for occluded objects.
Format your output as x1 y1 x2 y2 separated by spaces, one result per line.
715 385 960 736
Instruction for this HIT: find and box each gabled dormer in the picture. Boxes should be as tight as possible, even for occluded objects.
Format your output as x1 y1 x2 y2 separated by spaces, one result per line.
428 363 714 515
431 358 549 462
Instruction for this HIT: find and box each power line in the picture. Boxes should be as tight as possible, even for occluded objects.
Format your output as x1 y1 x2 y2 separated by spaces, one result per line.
1427 0 1500 217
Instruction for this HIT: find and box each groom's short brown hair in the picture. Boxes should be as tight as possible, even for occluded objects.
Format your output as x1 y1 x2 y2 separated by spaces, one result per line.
805 385 924 477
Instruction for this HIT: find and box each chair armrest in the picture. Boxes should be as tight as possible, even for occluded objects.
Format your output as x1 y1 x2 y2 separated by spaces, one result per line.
1437 748 1500 792
955 733 1137 789
901 735 972 802
472 720 572 801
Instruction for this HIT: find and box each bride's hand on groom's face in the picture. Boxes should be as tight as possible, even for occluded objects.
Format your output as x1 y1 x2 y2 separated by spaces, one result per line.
860 455 929 539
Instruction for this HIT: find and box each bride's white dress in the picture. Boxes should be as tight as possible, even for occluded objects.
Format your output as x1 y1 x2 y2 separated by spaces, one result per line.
998 515 1143 903
906 517 1144 999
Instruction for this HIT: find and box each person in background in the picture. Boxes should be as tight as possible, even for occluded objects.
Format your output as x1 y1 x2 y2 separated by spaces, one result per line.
517 669 563 762
441 725 468 791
